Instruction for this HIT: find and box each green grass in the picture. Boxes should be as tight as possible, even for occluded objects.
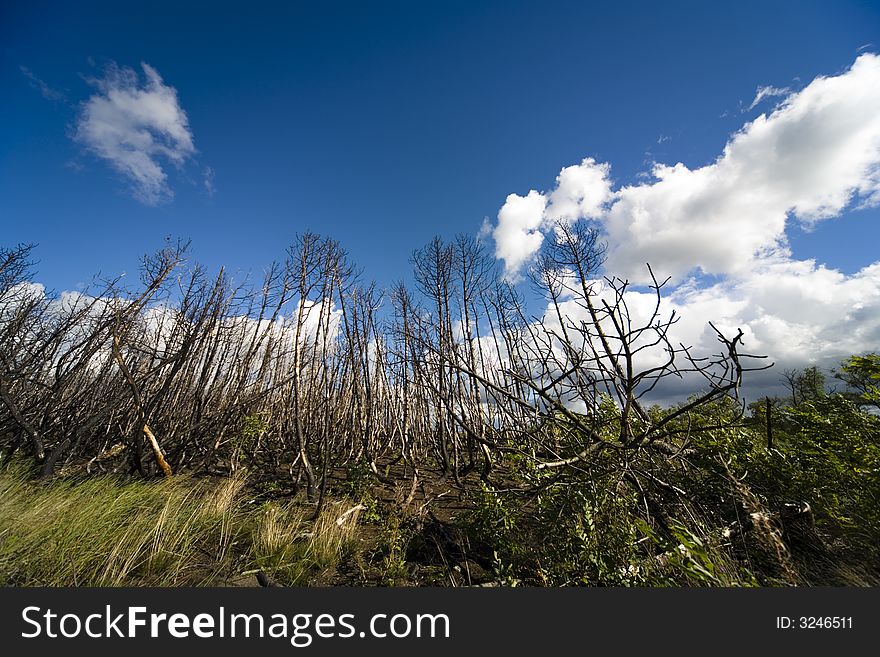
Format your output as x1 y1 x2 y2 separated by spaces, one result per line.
0 456 358 586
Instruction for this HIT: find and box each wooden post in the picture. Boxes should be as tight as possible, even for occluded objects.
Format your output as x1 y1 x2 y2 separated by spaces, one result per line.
766 397 773 450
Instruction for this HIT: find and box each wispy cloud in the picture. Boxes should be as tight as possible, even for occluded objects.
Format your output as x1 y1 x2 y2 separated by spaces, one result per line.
746 84 792 111
73 62 196 205
20 66 66 102
203 166 216 197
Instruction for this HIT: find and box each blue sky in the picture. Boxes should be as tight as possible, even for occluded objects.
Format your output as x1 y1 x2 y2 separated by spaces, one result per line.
2 0 877 287
2 0 880 393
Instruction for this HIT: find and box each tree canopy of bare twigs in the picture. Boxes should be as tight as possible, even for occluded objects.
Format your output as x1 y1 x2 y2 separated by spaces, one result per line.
0 231 769 520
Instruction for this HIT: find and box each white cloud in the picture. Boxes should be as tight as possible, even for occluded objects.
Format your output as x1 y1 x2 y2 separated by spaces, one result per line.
638 259 880 400
516 257 880 404
493 158 613 279
293 298 342 347
203 166 216 197
544 158 612 224
490 54 880 284
486 54 880 398
493 190 547 280
74 62 196 205
746 84 791 111
694 260 880 362
20 66 66 102
605 53 880 283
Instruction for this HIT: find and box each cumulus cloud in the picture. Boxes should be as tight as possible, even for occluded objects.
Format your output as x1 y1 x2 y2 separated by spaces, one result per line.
515 257 880 404
491 54 880 284
545 158 613 223
674 260 880 363
493 158 613 279
294 298 343 347
493 190 547 279
486 54 880 398
607 54 880 283
74 62 196 205
620 259 880 401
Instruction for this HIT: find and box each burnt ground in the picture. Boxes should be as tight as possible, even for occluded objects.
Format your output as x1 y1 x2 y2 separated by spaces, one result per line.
228 456 880 588
236 457 516 587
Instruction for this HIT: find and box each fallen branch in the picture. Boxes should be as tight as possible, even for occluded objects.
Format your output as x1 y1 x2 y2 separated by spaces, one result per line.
112 328 173 478
335 504 365 526
143 424 173 478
